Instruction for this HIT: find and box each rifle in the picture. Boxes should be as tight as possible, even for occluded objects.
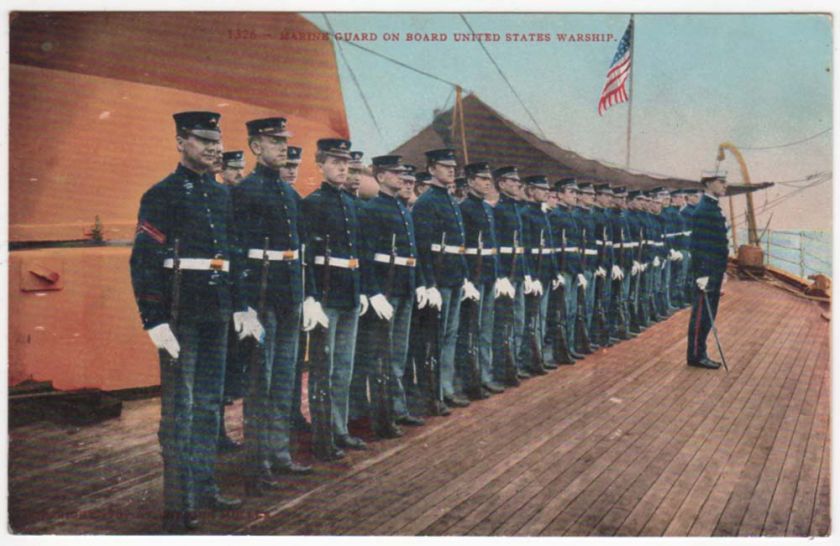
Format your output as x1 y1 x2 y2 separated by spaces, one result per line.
574 228 593 354
309 235 337 460
244 237 270 468
422 232 447 416
526 229 547 374
499 230 520 385
591 224 610 347
551 229 575 364
163 238 182 367
371 234 400 438
462 231 484 399
612 227 630 339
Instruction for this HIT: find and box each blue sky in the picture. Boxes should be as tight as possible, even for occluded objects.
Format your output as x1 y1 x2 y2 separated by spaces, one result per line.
303 13 832 230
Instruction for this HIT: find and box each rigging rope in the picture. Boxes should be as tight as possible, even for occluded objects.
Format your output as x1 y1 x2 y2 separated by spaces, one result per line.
736 127 832 151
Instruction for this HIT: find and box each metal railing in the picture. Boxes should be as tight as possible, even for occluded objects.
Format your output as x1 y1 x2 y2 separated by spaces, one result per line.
734 229 831 279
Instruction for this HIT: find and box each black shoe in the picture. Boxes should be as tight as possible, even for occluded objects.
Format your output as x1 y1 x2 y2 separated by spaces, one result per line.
517 370 532 380
503 376 521 387
687 358 721 370
336 435 368 450
315 446 346 462
197 493 243 511
217 434 242 453
271 460 314 475
544 361 559 370
162 510 199 533
482 382 505 394
528 366 548 376
374 423 404 439
444 394 471 408
569 350 585 359
466 388 490 401
244 476 281 497
396 414 426 426
555 356 576 365
431 400 452 416
292 416 312 433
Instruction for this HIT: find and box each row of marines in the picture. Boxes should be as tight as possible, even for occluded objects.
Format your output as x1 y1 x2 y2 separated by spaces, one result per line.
130 111 711 532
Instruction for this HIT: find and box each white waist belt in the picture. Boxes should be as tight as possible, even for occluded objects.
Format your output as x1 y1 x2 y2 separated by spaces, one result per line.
431 244 465 254
584 249 598 256
683 230 692 236
664 233 681 238
557 246 579 253
530 248 554 255
499 246 525 254
595 240 613 246
464 247 497 256
374 253 416 267
247 248 299 261
314 256 359 269
164 257 229 272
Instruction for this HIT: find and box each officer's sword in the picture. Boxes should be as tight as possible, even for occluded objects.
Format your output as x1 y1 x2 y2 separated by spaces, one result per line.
702 288 729 372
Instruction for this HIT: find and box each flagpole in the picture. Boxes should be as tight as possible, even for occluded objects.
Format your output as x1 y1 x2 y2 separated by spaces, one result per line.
624 14 635 169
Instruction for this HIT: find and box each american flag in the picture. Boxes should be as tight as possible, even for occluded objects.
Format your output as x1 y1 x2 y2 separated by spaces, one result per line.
598 18 634 116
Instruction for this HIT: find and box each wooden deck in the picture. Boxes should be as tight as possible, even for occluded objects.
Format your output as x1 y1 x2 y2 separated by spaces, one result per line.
8 277 831 536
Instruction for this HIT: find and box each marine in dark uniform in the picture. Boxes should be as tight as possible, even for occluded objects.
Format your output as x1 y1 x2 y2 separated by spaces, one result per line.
345 150 364 199
456 162 506 396
573 183 598 336
453 175 468 203
624 190 649 331
412 148 478 411
592 183 617 345
301 138 367 453
217 150 247 453
518 175 557 374
399 164 417 207
490 166 531 382
130 112 247 532
681 189 702 303
687 174 729 369
355 155 425 431
280 145 303 194
231 117 313 496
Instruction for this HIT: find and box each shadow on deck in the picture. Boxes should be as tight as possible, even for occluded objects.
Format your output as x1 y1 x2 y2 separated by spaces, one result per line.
8 277 831 536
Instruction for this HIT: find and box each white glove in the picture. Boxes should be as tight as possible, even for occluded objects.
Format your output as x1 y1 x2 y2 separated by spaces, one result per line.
233 307 265 342
148 323 180 359
523 275 536 295
533 279 544 296
577 273 588 289
495 277 516 299
359 294 370 316
541 202 551 213
696 276 709 291
653 256 661 268
631 261 641 276
426 286 443 310
611 265 624 280
641 262 649 271
668 249 679 262
552 274 565 290
415 286 429 309
595 266 607 278
369 294 394 321
302 296 329 332
462 279 480 302
674 250 684 262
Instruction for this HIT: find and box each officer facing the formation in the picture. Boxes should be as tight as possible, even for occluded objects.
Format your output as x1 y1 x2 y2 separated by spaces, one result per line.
279 145 303 195
490 166 531 383
457 162 507 397
413 148 479 412
519 174 558 374
356 154 425 431
302 138 368 454
130 111 254 532
232 117 314 496
687 173 729 369
218 151 246 187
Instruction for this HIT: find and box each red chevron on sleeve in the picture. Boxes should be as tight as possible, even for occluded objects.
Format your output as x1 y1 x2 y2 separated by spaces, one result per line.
136 220 167 244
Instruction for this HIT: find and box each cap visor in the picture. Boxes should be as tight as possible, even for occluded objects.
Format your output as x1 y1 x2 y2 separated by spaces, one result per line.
435 160 458 167
189 129 222 141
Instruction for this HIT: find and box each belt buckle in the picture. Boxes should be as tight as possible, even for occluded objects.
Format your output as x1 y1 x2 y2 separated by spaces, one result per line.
406 257 416 266
458 246 466 254
282 250 295 260
210 256 225 271
348 258 359 269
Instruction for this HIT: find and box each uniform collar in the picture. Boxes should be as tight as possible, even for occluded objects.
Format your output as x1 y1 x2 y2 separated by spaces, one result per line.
175 163 205 181
377 190 400 203
321 181 344 194
467 193 486 205
704 192 720 202
254 162 282 183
